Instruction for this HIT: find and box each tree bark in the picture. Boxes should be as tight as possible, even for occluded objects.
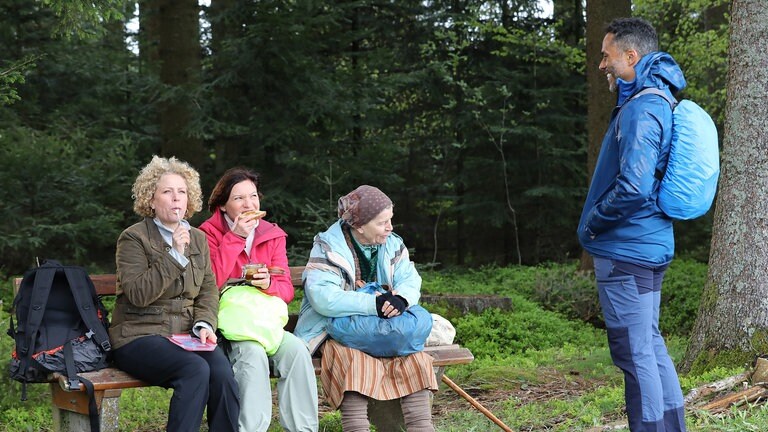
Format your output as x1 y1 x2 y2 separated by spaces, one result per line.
140 0 204 167
209 0 240 173
578 0 630 271
553 0 584 47
681 0 768 373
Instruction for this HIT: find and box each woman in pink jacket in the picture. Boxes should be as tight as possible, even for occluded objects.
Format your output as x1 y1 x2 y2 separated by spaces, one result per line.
199 167 318 432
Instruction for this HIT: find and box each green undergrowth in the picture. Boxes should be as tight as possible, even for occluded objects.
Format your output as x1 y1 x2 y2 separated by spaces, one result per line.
0 261 758 431
420 258 707 338
451 297 605 358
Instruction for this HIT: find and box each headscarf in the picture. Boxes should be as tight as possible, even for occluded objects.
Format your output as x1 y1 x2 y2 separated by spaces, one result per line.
337 185 393 228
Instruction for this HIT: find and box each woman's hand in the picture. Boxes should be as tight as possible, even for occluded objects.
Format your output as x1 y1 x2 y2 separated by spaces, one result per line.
249 266 271 290
231 212 259 238
199 327 217 344
172 225 190 255
376 290 408 318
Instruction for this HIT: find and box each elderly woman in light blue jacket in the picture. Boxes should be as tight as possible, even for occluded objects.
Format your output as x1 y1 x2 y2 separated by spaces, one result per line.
293 185 437 432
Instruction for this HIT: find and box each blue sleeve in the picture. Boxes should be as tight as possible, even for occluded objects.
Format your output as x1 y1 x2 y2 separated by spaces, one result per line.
585 105 664 236
303 245 378 317
391 251 421 307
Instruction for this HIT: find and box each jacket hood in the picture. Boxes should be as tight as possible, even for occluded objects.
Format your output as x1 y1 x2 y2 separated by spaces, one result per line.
315 220 356 279
618 51 686 105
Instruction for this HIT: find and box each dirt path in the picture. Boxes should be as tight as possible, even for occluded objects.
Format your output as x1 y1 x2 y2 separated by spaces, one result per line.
432 367 625 430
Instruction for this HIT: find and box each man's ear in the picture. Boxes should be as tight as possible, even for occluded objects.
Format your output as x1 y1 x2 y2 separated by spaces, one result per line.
627 49 639 66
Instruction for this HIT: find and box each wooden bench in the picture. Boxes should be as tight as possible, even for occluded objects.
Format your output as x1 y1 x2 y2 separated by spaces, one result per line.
14 267 474 432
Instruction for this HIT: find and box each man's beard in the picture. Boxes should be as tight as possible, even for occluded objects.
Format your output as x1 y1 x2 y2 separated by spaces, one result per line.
607 73 617 93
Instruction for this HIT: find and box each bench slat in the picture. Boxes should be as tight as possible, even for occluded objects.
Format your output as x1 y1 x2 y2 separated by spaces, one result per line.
90 274 121 296
290 266 304 288
53 369 146 392
428 347 475 366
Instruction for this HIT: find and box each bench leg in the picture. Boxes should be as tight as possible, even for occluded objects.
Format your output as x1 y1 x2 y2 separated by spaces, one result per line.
368 366 443 430
433 366 445 383
368 391 436 431
50 384 122 432
368 399 405 431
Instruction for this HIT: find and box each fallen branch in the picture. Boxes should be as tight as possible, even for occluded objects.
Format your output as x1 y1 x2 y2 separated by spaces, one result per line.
584 422 629 432
441 374 513 432
684 371 751 405
699 386 768 412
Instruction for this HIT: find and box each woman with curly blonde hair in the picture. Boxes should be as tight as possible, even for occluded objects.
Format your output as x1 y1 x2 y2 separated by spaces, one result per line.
130 155 204 218
109 156 240 432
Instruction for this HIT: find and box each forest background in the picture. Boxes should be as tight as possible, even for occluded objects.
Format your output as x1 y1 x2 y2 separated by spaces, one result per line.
1 0 755 430
0 0 729 279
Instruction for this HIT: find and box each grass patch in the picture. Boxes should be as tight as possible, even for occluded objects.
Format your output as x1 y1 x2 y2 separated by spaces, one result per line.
119 387 173 431
0 260 756 431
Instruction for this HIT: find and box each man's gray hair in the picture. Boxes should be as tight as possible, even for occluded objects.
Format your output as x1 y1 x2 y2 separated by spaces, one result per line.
606 17 658 58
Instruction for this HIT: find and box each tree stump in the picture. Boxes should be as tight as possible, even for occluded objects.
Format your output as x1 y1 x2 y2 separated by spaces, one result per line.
421 294 512 314
752 357 768 384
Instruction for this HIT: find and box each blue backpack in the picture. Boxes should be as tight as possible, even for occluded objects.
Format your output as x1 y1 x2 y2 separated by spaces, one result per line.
326 282 432 357
631 88 720 220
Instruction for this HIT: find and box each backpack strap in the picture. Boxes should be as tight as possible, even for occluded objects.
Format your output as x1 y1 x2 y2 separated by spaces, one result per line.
63 340 81 394
631 87 678 109
627 87 678 180
62 267 112 353
17 266 57 383
81 376 100 432
63 341 101 432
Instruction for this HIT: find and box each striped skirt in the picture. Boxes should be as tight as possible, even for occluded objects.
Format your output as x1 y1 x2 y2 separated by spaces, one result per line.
320 339 439 409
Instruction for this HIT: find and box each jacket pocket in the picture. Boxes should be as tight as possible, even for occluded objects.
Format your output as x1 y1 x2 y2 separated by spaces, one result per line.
596 275 638 328
189 254 206 287
121 305 167 337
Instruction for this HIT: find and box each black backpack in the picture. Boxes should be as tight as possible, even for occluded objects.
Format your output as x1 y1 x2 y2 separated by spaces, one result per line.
8 259 112 432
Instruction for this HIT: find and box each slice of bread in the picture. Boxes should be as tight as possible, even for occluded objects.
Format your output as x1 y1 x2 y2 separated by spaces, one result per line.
241 210 267 221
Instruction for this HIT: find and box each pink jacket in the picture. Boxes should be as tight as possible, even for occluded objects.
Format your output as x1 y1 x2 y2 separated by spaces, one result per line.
199 211 294 303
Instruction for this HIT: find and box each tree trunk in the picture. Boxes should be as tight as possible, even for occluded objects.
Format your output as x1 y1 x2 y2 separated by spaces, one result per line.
553 0 584 47
578 0 630 271
209 0 241 173
455 135 466 267
140 0 204 167
451 0 466 267
681 0 768 373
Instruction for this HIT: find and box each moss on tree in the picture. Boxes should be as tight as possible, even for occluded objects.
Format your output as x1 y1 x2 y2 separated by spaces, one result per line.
686 329 768 376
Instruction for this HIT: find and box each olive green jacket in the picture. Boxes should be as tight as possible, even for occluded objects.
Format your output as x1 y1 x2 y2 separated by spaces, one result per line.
109 217 219 350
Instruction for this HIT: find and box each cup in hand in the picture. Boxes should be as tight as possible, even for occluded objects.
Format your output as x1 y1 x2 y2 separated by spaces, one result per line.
242 263 267 281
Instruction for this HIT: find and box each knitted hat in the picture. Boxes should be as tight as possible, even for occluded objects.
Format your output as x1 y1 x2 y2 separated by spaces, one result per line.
338 185 393 228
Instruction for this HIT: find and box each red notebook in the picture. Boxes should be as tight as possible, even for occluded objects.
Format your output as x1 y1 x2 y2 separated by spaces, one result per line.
166 333 217 351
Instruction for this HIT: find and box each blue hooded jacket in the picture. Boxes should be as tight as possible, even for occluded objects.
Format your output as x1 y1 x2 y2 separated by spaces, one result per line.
577 52 686 266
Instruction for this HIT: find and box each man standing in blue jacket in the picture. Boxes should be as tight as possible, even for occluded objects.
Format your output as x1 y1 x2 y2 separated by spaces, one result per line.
578 18 687 432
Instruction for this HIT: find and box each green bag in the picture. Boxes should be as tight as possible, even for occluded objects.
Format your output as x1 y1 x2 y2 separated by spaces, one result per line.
218 285 287 355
